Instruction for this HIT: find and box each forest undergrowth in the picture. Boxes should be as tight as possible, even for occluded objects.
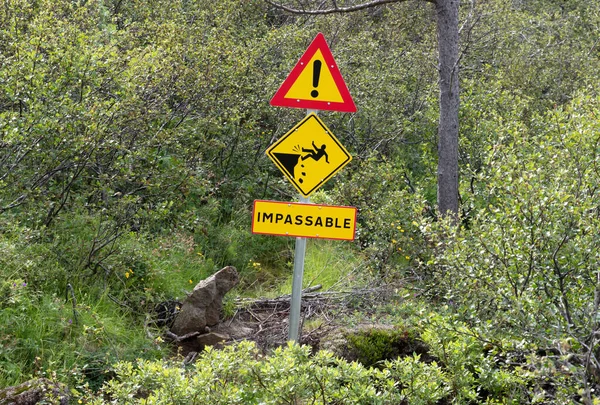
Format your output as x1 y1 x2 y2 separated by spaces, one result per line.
1 0 599 403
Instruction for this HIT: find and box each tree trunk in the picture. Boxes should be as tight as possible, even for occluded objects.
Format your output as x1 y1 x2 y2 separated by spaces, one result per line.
435 0 460 218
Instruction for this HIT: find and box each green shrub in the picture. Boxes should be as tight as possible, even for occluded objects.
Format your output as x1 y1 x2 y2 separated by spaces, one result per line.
419 314 527 403
420 93 600 399
81 341 399 404
330 157 431 275
384 354 450 405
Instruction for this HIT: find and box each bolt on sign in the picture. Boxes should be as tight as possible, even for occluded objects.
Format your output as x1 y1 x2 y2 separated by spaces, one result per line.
266 113 352 197
270 32 357 113
252 200 357 240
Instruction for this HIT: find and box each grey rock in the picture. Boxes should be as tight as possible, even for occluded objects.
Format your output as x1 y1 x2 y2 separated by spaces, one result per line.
170 266 239 336
196 332 229 347
179 332 230 356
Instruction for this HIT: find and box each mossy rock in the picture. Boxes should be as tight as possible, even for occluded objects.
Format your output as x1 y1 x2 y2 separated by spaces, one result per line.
0 378 68 405
320 324 433 368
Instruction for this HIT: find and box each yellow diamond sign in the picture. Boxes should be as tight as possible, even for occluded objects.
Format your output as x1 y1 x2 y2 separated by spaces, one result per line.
266 113 351 197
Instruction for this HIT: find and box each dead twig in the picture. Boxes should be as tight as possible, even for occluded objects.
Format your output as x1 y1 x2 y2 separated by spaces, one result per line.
164 330 201 343
183 351 198 365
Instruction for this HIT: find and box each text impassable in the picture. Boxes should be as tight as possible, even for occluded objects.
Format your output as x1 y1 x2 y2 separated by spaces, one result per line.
252 200 357 241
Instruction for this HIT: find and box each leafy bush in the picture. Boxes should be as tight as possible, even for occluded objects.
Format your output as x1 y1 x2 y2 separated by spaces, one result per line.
419 314 527 403
77 313 539 405
331 157 430 275
80 340 453 404
421 93 600 401
81 342 398 404
384 354 450 405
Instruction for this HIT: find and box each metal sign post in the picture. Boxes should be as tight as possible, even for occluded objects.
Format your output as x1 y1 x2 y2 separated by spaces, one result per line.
288 109 318 343
288 194 310 342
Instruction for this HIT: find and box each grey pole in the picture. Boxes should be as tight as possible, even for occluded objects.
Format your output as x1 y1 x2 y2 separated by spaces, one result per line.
288 109 317 343
288 195 310 342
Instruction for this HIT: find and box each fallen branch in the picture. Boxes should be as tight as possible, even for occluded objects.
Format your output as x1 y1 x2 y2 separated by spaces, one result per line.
183 351 198 365
164 330 201 343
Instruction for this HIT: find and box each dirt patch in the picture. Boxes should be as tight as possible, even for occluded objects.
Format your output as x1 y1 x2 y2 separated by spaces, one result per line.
219 285 396 353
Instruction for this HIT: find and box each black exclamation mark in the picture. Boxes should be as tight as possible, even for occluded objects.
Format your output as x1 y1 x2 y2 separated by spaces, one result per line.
311 60 322 98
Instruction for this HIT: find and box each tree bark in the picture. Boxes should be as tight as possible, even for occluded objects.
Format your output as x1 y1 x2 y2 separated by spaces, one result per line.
435 0 460 218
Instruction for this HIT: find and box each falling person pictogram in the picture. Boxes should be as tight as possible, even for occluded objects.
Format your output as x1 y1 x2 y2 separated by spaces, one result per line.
301 141 329 164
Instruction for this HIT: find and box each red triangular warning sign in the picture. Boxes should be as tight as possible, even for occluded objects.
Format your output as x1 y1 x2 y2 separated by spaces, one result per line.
270 33 357 113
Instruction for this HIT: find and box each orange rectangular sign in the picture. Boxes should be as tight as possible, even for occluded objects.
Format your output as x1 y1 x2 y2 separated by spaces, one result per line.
252 200 357 241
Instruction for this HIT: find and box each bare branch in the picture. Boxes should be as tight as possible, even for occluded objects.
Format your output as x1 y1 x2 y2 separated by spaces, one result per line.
0 194 27 213
164 330 201 343
264 0 433 15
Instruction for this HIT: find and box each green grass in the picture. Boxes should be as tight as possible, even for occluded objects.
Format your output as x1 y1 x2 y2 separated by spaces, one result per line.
0 222 213 389
137 234 216 301
0 215 366 389
247 238 367 298
0 287 167 389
